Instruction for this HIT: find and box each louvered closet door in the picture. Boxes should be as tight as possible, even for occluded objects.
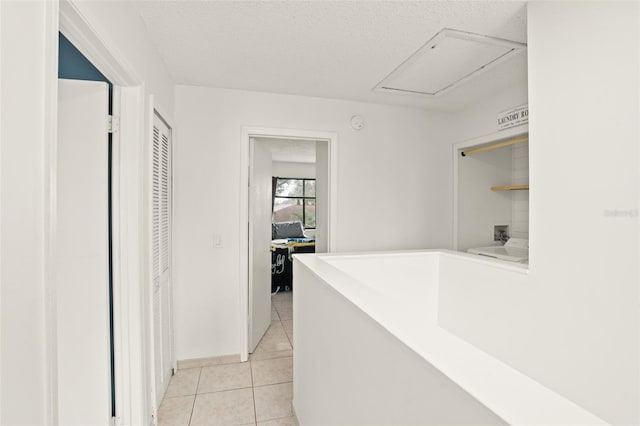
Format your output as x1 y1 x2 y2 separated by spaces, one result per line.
152 113 173 406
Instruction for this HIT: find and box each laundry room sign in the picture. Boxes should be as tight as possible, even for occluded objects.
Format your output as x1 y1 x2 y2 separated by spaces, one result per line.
497 104 528 130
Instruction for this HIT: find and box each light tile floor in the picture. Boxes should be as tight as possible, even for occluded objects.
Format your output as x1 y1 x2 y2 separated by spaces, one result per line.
158 291 297 426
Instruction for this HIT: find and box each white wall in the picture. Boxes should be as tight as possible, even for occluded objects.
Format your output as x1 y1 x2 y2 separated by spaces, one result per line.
69 1 175 121
440 2 639 424
272 161 315 179
449 83 528 144
173 86 451 359
1 2 55 424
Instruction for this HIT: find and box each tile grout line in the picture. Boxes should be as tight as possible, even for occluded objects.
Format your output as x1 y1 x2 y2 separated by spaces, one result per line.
253 379 293 389
276 294 293 348
194 385 255 396
250 351 293 362
274 298 282 322
249 358 258 424
268 413 297 423
272 293 296 424
282 318 293 348
259 294 294 424
187 367 202 426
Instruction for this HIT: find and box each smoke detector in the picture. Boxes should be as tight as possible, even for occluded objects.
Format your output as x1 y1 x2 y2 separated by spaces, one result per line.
350 115 365 130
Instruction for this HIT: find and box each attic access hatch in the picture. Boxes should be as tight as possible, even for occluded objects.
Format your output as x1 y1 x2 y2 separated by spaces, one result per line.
374 28 526 97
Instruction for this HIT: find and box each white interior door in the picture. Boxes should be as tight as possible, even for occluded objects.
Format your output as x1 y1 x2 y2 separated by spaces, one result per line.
56 79 111 425
249 138 273 352
315 141 329 253
151 113 173 405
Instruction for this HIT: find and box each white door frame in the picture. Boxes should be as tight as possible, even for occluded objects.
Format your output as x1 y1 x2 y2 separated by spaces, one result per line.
239 127 338 362
51 1 156 424
43 2 61 423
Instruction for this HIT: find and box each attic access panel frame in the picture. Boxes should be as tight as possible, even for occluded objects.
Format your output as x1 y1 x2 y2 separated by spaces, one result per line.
374 28 526 97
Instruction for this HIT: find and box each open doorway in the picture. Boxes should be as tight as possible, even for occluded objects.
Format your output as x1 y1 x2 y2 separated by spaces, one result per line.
260 138 318 298
240 128 337 361
249 138 318 354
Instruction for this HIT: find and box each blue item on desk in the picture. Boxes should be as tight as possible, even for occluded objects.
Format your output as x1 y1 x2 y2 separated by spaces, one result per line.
287 237 315 243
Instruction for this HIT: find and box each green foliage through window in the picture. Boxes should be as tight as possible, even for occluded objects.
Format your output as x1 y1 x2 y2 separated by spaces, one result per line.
273 178 316 229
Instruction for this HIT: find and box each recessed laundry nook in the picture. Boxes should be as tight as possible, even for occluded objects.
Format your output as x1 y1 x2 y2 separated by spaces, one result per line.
454 126 530 264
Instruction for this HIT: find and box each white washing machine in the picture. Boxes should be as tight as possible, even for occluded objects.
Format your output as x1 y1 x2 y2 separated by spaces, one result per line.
467 238 529 262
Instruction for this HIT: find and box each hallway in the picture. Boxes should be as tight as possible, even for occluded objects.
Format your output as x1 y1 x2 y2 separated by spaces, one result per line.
158 292 297 426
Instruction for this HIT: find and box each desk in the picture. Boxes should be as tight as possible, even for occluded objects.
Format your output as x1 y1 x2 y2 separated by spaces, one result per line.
271 242 315 292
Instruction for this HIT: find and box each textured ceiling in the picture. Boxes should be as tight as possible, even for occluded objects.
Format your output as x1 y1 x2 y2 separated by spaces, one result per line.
138 1 528 111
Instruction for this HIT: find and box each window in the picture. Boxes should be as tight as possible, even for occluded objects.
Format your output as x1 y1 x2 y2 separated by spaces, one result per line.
273 178 316 229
